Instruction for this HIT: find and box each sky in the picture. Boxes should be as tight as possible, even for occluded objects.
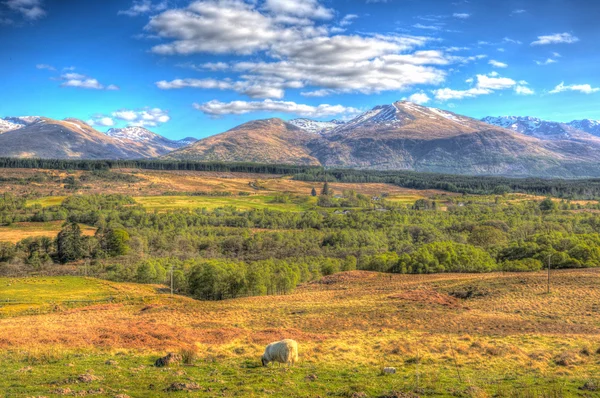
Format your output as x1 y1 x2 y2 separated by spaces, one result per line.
1 0 599 140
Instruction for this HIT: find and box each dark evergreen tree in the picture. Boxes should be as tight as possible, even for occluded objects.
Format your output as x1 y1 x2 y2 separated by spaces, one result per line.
56 222 85 263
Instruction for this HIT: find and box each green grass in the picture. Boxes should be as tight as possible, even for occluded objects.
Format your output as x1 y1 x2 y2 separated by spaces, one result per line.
0 350 591 397
134 195 319 212
0 277 151 317
26 196 66 207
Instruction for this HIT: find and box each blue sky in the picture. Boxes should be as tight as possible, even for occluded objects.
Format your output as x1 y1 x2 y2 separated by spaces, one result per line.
1 0 599 140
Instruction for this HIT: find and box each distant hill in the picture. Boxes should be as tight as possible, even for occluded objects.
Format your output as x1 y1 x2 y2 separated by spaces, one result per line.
165 118 321 165
0 117 197 159
168 101 600 177
105 126 196 156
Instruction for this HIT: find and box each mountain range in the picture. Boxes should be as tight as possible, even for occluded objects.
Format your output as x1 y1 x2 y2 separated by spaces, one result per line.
3 102 600 177
166 101 600 177
0 117 196 159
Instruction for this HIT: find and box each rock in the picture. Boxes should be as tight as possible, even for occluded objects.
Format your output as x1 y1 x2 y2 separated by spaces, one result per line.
154 352 182 367
105 359 119 366
165 382 201 392
382 367 396 375
305 374 318 381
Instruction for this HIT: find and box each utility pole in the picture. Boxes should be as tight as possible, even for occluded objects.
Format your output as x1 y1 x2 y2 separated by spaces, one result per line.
170 266 174 296
547 254 552 294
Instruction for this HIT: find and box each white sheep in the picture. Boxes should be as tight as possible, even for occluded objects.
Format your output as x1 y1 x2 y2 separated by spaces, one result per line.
261 339 298 367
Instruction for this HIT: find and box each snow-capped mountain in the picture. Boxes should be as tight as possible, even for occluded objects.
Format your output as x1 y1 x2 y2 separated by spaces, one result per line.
3 116 41 126
327 101 482 136
0 119 23 134
481 116 599 140
106 126 196 154
568 119 600 137
288 118 344 134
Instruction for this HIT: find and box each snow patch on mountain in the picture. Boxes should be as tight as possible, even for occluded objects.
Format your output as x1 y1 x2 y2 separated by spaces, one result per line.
481 116 583 140
0 119 23 134
288 118 344 134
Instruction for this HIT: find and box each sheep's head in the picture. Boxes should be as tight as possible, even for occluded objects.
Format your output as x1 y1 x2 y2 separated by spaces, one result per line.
261 356 268 367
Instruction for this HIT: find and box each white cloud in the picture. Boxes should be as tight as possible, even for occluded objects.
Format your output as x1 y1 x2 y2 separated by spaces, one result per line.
412 23 442 31
87 117 115 127
535 58 557 65
144 1 479 97
515 85 534 95
118 0 167 16
549 82 599 95
194 99 360 118
531 32 579 46
502 37 522 45
339 14 358 27
408 92 431 104
511 9 526 15
433 74 516 100
59 73 119 90
36 63 55 71
112 108 171 127
263 0 334 21
489 60 508 68
5 0 46 20
453 13 470 19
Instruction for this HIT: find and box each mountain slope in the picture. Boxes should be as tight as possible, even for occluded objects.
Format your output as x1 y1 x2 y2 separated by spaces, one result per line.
288 118 344 134
0 119 22 134
164 118 320 165
0 118 161 159
166 101 600 177
481 116 599 141
568 119 600 137
105 126 196 156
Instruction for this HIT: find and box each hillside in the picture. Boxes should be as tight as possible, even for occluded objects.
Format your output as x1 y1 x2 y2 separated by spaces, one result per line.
165 118 321 165
1 271 599 396
169 101 600 177
106 126 196 156
0 118 192 159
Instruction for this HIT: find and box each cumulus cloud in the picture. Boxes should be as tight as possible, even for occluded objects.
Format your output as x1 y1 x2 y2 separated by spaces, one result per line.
515 85 534 95
59 73 119 90
144 1 486 98
452 13 470 18
5 0 46 20
89 108 171 129
433 74 517 100
549 82 599 94
194 99 360 118
118 0 167 16
531 33 579 46
488 60 508 68
87 116 115 127
408 92 431 104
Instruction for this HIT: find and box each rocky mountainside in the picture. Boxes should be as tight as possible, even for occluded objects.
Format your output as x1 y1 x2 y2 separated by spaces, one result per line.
567 119 600 136
288 118 344 134
0 117 198 159
106 126 196 156
0 117 183 159
481 116 599 141
165 118 320 165
169 101 600 177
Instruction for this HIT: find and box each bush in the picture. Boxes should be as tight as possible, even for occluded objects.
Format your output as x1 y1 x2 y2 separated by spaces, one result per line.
502 258 543 272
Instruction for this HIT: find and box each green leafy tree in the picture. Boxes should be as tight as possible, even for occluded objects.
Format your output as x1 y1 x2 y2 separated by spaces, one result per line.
539 197 557 212
56 222 85 264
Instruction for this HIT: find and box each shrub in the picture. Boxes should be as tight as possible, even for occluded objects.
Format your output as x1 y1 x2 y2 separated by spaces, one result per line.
502 258 543 272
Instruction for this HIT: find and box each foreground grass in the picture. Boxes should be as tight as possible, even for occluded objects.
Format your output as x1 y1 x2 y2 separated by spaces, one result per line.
2 271 600 396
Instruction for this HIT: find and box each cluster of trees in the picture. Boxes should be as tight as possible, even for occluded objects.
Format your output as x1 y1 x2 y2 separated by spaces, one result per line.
4 191 600 299
294 169 600 199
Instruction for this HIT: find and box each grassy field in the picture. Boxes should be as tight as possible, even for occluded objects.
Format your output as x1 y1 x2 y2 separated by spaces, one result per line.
133 194 319 212
1 270 600 397
0 221 96 243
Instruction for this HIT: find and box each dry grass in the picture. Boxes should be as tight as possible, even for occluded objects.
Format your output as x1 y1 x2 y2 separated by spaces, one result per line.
0 221 96 243
1 270 600 395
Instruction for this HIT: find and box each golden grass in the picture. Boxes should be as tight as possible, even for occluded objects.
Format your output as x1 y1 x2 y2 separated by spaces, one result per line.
0 221 96 243
2 270 600 395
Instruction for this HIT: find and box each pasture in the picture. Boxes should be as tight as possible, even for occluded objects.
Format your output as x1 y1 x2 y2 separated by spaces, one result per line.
1 270 599 396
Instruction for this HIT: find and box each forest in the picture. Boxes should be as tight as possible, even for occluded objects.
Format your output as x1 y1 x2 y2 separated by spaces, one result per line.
2 179 600 300
4 158 600 198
